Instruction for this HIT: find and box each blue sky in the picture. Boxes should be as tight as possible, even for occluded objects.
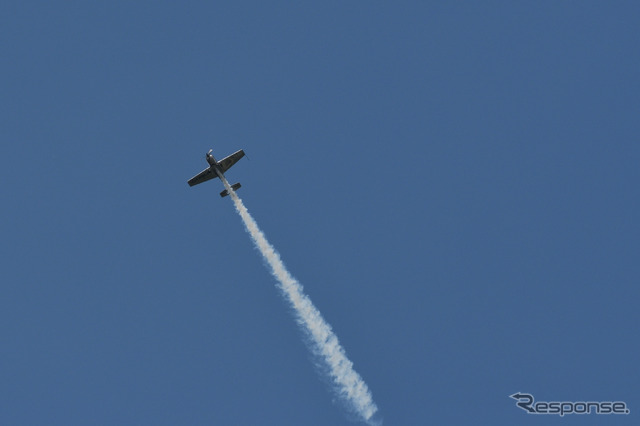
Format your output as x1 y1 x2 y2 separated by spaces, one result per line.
2 1 638 425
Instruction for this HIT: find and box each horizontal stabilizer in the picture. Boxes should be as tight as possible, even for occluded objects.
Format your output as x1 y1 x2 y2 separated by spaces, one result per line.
220 182 241 197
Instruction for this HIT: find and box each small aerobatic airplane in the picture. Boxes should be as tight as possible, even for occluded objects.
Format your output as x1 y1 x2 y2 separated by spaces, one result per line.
187 149 245 197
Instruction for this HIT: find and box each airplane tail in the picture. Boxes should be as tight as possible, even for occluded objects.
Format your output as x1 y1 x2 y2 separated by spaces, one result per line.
220 182 241 197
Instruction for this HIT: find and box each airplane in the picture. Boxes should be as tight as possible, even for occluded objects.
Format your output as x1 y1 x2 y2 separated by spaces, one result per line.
187 149 245 197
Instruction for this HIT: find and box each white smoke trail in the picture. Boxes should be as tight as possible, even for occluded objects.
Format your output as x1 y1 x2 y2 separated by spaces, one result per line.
220 177 380 424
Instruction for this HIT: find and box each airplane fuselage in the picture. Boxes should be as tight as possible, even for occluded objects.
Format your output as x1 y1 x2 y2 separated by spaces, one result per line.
206 152 225 178
206 152 217 166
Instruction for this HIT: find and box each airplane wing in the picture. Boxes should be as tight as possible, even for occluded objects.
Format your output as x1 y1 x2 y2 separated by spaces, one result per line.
217 149 245 173
188 168 216 187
